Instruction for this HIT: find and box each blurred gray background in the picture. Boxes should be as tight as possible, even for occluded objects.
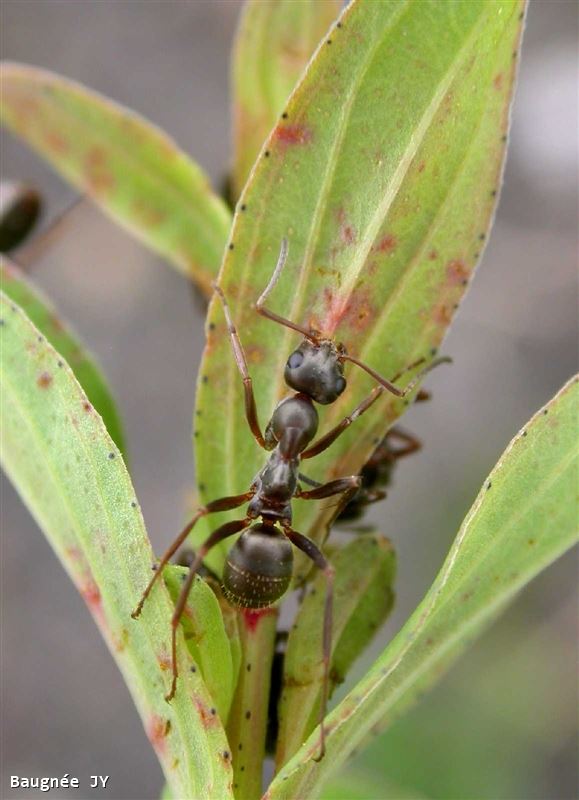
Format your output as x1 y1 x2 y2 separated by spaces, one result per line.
1 2 577 799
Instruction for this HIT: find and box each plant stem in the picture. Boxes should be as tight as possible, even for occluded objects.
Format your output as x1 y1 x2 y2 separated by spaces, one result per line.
227 607 278 800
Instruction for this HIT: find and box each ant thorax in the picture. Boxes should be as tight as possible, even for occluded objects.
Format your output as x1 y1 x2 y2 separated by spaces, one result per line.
248 449 299 522
264 393 319 454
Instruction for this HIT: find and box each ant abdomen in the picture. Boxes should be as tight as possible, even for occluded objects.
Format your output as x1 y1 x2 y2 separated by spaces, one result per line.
222 523 293 608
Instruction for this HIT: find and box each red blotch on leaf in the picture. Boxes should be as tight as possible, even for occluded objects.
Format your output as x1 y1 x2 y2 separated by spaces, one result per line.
242 607 276 634
336 207 357 247
273 123 313 146
434 304 452 327
321 286 377 337
80 576 107 630
81 579 101 610
146 715 169 755
84 147 115 195
157 651 171 672
493 72 504 91
37 371 53 389
446 259 469 285
195 698 219 729
44 130 68 155
376 234 397 254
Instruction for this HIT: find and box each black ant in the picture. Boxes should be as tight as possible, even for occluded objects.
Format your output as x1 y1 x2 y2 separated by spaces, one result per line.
335 416 426 524
132 238 450 758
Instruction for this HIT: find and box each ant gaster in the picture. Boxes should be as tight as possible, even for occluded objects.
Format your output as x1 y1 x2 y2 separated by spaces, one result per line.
132 239 450 759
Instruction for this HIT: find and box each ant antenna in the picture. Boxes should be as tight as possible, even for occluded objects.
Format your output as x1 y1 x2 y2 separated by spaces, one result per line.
341 353 452 398
255 238 319 342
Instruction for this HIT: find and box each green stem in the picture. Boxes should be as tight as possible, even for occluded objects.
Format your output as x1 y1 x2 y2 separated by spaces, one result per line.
227 607 278 800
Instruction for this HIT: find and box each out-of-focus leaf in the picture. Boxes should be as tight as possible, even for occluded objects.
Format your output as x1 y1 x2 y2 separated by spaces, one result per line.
319 771 428 800
266 376 578 797
164 565 239 722
0 63 232 294
276 533 396 766
194 0 526 575
0 294 234 799
231 0 341 196
1 256 125 452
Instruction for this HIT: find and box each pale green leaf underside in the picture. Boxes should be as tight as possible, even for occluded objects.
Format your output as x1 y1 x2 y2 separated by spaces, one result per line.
0 63 231 295
266 376 578 799
0 293 233 800
194 0 526 573
232 0 341 196
1 256 125 452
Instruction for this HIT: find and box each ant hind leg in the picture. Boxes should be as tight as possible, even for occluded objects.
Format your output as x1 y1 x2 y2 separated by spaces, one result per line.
166 516 250 702
281 524 334 761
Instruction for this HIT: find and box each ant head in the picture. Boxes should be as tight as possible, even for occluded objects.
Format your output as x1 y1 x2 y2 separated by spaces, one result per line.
284 338 347 405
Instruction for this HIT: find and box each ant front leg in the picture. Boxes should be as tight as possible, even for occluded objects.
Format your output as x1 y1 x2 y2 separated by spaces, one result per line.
296 475 361 505
281 524 335 762
166 516 250 702
131 490 254 619
212 283 267 449
302 356 450 460
301 386 384 459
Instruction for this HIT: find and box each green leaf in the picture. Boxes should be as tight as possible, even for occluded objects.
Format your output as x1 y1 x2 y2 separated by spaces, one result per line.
232 0 341 196
1 256 125 453
0 293 234 800
194 0 526 575
276 534 396 767
266 376 579 798
0 63 232 294
163 565 239 722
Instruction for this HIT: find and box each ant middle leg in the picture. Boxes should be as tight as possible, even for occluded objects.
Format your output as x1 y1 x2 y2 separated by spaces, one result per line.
131 490 254 620
166 516 250 702
281 524 334 761
385 426 422 459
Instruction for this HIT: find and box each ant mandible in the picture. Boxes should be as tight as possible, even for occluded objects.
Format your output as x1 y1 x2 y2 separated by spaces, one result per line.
132 238 450 759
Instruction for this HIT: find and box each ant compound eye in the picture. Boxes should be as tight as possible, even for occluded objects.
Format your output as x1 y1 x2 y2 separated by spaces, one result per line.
335 376 346 395
287 351 304 370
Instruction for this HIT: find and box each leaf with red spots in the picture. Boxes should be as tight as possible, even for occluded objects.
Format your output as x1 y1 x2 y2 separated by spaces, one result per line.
1 256 125 452
0 63 231 295
231 0 341 197
0 293 234 799
194 0 527 577
267 376 578 798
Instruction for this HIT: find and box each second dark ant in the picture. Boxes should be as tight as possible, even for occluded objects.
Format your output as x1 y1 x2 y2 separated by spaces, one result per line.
335 406 428 524
131 238 450 759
